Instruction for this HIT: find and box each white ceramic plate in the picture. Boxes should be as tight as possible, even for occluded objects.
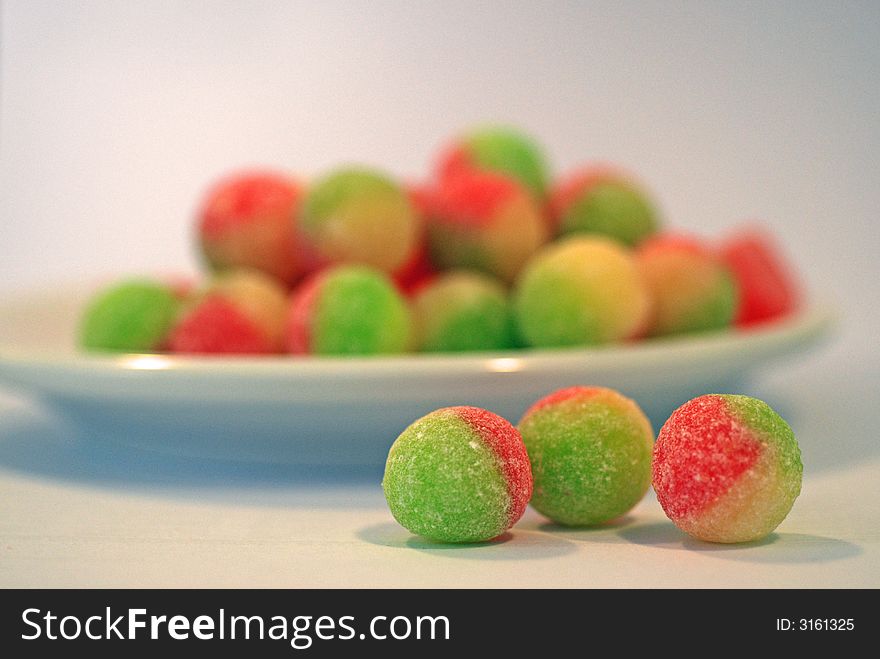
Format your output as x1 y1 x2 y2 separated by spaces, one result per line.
0 286 834 465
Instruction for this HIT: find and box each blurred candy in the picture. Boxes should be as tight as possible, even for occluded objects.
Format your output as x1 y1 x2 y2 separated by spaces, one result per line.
412 271 514 352
287 265 411 355
436 125 549 198
428 169 548 282
168 270 288 354
720 228 800 326
299 167 418 274
551 166 658 245
79 279 181 352
513 236 651 347
637 234 738 336
197 171 302 285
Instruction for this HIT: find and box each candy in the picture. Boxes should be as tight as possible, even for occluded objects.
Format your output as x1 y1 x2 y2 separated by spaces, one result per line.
436 125 549 198
637 234 738 336
411 271 515 352
550 166 658 245
653 394 802 543
513 236 651 347
299 168 418 273
79 279 181 352
392 244 437 296
391 184 438 295
287 265 411 355
197 171 302 285
168 270 288 354
720 228 800 327
382 406 533 543
428 169 548 282
518 387 654 526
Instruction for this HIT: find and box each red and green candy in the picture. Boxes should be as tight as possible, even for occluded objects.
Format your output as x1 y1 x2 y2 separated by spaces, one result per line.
287 265 411 356
518 386 654 526
197 171 303 285
550 165 659 246
383 406 533 543
436 125 549 199
428 169 548 283
653 394 802 543
168 270 288 355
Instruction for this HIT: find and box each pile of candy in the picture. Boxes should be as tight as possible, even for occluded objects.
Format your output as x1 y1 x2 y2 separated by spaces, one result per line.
79 125 801 355
383 390 803 544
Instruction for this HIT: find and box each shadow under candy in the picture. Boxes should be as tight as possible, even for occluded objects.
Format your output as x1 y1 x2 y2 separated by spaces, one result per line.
357 521 577 560
617 522 862 564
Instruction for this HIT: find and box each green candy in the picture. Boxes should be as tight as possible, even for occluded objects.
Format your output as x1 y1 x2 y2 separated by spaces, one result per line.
464 127 549 198
300 167 416 273
382 408 516 543
79 280 180 352
512 237 651 347
412 271 515 352
312 266 411 355
518 387 654 526
561 181 657 246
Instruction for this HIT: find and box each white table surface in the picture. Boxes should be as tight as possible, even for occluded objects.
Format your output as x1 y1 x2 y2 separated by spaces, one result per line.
1 352 878 589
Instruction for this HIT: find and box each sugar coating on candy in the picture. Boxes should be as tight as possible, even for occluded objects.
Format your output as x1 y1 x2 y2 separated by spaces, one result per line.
637 234 738 336
513 236 651 347
518 387 654 526
169 270 288 354
412 271 514 352
428 170 548 282
437 126 549 198
80 280 181 352
382 406 532 543
551 166 658 246
299 168 418 273
652 394 802 543
720 228 800 326
287 265 411 355
198 171 302 285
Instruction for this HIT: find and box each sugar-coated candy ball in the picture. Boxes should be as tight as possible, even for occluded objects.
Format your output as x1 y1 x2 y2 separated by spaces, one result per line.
287 265 411 355
518 387 654 526
653 394 802 543
637 234 738 336
383 406 533 543
513 236 651 347
436 125 549 198
412 271 515 352
197 171 303 285
79 279 182 352
550 166 658 246
428 169 549 283
299 167 418 274
168 270 288 354
720 228 800 327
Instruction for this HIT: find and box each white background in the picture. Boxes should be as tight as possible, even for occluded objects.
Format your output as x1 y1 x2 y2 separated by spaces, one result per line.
1 0 878 367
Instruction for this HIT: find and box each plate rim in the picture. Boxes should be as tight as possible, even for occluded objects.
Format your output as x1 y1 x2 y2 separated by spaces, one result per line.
0 303 836 380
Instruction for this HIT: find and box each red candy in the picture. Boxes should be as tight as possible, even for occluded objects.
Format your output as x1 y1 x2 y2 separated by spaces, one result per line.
198 171 302 285
286 272 325 354
720 228 800 326
652 395 761 520
168 297 274 354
